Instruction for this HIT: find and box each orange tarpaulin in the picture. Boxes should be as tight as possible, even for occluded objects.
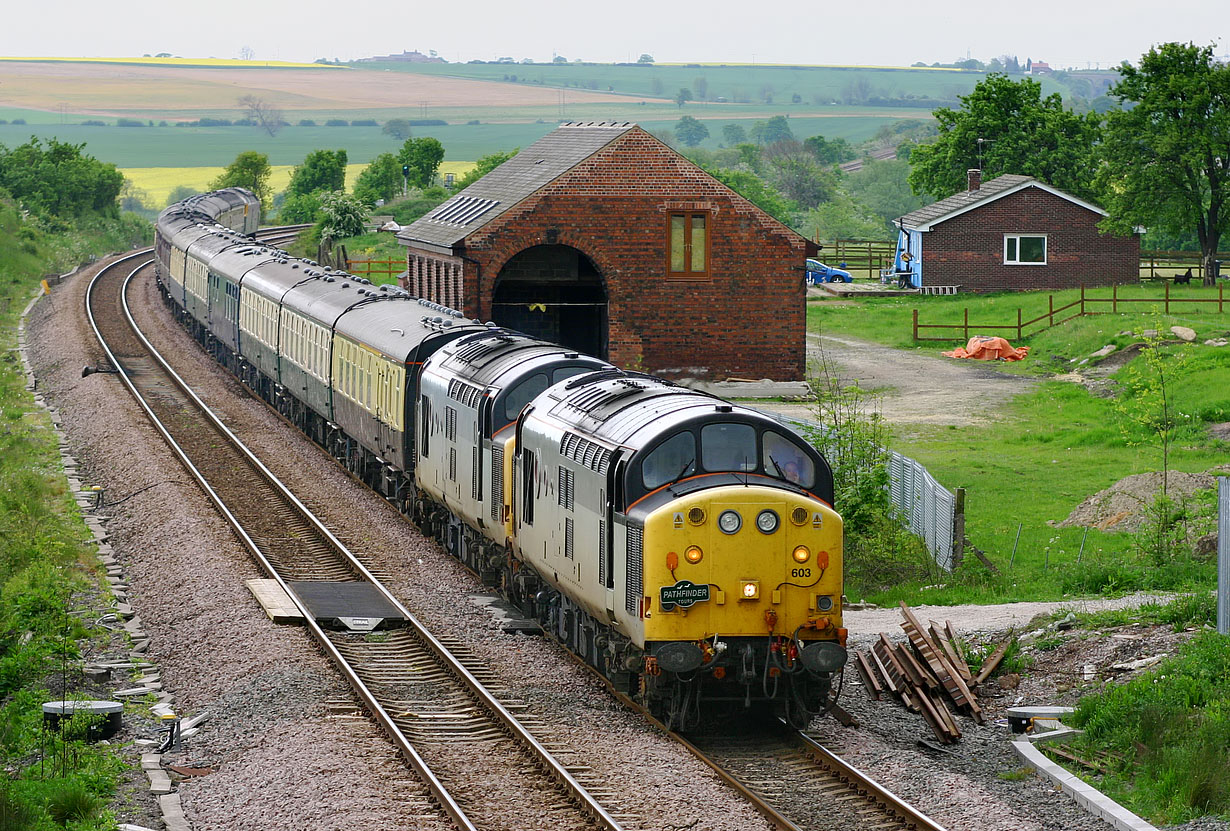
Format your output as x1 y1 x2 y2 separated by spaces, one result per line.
943 336 1030 361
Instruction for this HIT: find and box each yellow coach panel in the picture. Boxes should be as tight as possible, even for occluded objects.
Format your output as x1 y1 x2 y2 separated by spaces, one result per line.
639 485 843 644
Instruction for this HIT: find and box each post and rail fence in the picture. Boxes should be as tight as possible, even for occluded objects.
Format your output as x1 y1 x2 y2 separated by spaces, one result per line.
1139 249 1230 282
345 259 405 281
913 283 1229 343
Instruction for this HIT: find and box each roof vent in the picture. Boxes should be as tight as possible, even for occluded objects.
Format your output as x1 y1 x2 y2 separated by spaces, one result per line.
716 404 733 413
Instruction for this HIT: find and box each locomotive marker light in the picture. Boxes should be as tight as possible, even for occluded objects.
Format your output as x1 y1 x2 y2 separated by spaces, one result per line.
740 580 760 600
684 544 703 564
717 509 742 534
793 545 810 564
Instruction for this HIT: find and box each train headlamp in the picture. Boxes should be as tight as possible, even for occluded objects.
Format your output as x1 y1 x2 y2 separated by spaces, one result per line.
792 545 810 564
687 506 706 525
718 510 742 534
684 545 704 564
740 580 760 600
756 510 779 534
791 507 809 526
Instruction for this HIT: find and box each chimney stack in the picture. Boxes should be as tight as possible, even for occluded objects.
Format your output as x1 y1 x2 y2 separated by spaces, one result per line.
967 169 981 193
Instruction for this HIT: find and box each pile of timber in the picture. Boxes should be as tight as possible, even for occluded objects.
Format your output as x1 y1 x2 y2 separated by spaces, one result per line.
849 601 1011 744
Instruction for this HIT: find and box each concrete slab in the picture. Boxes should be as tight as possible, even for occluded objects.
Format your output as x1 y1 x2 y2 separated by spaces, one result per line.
1012 740 1158 831
468 592 542 635
245 578 304 623
147 769 172 794
140 753 161 771
286 581 406 631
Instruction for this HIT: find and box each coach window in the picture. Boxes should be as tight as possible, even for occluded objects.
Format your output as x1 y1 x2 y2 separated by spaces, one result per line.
642 432 696 490
667 212 709 280
701 423 757 473
1004 234 1047 265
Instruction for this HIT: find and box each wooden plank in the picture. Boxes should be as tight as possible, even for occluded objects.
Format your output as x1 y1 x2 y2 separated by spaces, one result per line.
245 578 304 623
975 639 1012 686
945 620 974 680
852 651 882 700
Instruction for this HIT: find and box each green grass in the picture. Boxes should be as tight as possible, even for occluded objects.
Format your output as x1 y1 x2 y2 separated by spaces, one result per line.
1069 631 1230 823
0 201 148 829
814 288 1228 607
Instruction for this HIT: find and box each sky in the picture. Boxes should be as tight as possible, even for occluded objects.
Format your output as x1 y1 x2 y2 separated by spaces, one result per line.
1 0 1224 69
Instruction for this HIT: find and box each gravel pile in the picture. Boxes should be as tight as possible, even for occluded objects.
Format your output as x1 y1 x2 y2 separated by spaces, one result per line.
28 258 1213 830
1058 471 1219 533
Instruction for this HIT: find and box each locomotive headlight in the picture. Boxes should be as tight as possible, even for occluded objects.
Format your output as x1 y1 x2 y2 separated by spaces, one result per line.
740 580 760 600
718 510 742 534
792 545 811 564
684 545 704 564
756 510 779 534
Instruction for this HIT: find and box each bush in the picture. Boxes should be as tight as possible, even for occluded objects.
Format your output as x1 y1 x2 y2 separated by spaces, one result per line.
297 119 317 127
197 117 233 127
116 118 145 127
80 120 107 127
10 119 24 125
408 119 448 126
46 780 103 825
325 119 349 127
350 119 378 127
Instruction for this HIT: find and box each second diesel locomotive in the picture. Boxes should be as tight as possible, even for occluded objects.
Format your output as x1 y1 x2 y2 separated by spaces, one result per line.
153 189 849 729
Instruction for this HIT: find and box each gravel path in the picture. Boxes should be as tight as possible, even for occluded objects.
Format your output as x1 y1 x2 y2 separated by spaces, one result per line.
758 332 1037 426
26 258 1181 830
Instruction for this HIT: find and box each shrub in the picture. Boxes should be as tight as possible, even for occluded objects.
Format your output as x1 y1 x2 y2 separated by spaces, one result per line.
325 119 349 127
46 780 103 825
116 118 145 127
10 119 24 125
197 117 233 127
80 120 107 127
297 119 317 126
350 119 378 127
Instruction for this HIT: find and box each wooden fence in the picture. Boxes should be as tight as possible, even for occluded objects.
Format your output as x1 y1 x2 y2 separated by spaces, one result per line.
346 258 403 279
1139 249 1230 281
825 238 896 280
913 283 1229 342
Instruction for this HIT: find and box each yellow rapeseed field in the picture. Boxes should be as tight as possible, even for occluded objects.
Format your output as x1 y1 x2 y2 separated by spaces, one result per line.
124 162 478 207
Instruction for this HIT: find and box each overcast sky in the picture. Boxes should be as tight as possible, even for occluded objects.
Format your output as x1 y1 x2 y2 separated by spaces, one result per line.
2 0 1224 69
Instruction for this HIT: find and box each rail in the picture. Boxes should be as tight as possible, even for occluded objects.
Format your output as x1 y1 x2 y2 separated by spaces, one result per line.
85 246 625 831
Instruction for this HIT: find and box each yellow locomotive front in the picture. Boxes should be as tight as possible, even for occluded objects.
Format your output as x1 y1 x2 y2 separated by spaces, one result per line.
637 485 847 728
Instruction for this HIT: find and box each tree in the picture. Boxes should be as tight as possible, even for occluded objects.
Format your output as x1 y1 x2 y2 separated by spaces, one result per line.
553 55 567 64
287 149 347 197
210 150 272 211
454 148 518 190
383 118 413 141
317 190 369 245
675 88 692 108
751 115 793 145
0 137 123 216
722 123 747 146
693 76 708 101
1099 42 1230 286
906 74 1102 202
165 185 198 207
674 116 709 147
803 135 856 165
239 45 254 61
237 95 283 137
352 153 403 206
844 158 926 230
698 165 797 225
637 54 654 64
398 137 445 188
763 141 837 207
279 191 324 223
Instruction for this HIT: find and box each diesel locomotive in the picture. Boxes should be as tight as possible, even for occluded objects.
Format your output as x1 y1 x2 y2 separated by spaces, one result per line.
153 189 848 729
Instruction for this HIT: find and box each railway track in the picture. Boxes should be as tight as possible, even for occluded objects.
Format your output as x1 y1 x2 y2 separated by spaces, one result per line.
84 243 634 831
682 721 947 831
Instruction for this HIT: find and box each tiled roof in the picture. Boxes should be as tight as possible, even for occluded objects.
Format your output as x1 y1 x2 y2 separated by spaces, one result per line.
397 122 637 252
897 174 1035 230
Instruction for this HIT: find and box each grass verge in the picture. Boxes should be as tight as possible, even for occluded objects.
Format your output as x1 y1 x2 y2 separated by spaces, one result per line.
0 201 149 828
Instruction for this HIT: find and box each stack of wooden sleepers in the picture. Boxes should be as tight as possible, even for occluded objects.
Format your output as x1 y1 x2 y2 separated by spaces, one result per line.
849 601 1010 744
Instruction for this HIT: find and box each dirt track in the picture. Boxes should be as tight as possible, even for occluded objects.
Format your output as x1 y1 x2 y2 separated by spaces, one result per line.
762 333 1038 426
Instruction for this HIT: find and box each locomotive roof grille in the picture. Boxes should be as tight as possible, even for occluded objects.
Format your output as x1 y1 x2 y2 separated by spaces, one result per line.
447 378 484 408
560 431 612 473
427 196 501 227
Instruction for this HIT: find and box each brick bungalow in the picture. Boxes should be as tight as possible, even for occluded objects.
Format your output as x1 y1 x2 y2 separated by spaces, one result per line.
396 121 816 381
892 171 1139 292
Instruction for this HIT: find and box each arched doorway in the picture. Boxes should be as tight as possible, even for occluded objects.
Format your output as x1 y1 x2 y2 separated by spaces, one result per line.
491 245 608 358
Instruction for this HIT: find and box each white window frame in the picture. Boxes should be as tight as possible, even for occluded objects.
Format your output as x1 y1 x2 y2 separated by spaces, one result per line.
1004 234 1048 266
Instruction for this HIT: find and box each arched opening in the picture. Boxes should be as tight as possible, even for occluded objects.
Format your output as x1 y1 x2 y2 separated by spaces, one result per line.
491 245 607 358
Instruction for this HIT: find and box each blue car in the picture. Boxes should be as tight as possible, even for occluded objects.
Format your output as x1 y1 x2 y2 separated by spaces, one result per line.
805 258 853 285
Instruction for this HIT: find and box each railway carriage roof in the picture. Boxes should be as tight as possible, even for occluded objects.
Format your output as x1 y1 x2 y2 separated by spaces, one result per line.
432 330 609 389
333 295 483 361
206 245 282 279
186 228 249 260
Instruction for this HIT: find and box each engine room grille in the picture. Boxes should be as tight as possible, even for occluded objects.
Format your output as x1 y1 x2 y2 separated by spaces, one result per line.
471 447 479 500
490 447 504 522
447 378 483 408
598 519 608 588
625 526 643 614
449 447 457 481
558 467 575 510
445 406 457 441
565 517 575 560
560 432 612 473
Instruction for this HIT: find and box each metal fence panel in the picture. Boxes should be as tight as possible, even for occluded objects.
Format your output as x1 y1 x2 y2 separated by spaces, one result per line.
756 409 959 571
1219 477 1229 636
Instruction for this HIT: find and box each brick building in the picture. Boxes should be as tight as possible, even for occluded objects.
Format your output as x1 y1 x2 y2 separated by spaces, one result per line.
892 172 1139 292
396 122 816 381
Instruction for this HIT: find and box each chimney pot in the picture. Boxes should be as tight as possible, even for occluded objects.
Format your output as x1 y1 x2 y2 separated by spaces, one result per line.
967 169 981 193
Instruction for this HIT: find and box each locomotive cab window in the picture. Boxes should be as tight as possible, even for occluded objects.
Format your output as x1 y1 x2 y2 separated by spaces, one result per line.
503 373 549 424
641 432 696 490
762 431 814 488
701 423 757 473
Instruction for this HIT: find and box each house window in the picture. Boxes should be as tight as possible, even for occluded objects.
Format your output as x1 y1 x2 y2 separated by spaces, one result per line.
1004 234 1047 265
667 212 709 279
